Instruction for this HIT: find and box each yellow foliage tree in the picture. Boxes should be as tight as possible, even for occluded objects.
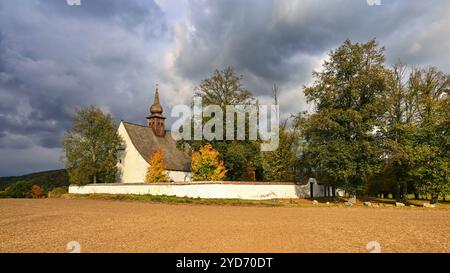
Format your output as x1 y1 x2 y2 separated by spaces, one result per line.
191 144 228 181
145 149 170 183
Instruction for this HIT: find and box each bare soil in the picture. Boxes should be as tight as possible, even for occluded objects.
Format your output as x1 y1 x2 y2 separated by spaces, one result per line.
1 198 449 253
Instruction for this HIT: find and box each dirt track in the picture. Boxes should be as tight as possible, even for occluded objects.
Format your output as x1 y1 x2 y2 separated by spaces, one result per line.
1 199 449 253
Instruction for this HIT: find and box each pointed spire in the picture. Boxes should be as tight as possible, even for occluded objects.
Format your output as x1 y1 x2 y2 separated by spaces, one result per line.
155 81 160 102
147 82 166 136
150 82 163 115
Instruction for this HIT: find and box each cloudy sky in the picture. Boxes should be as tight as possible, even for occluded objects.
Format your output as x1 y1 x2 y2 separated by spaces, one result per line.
0 0 449 176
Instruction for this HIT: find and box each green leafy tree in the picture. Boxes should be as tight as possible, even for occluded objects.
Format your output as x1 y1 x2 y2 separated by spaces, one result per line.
262 123 299 181
183 67 261 181
221 141 261 181
375 63 419 200
62 106 123 185
371 64 449 203
409 146 449 203
195 67 254 106
407 67 450 203
296 39 388 197
3 181 33 198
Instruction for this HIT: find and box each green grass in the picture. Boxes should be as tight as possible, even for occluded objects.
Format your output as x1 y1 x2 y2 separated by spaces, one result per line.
64 193 288 207
61 193 450 209
373 194 450 202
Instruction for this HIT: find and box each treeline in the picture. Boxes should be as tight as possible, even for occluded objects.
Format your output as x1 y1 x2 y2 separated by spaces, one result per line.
294 40 449 203
182 40 448 203
52 39 448 204
0 169 69 191
0 169 69 198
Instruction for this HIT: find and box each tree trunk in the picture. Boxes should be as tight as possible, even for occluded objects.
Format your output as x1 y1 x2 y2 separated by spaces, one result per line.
430 194 439 205
395 184 401 202
414 192 419 200
401 182 407 201
92 150 97 184
332 186 336 197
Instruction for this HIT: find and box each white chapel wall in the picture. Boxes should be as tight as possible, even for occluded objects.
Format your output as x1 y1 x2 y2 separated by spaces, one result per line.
117 122 149 183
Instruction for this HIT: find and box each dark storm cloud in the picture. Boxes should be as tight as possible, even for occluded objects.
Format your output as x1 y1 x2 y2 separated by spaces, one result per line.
165 0 450 127
0 0 449 176
40 0 167 38
174 0 449 91
0 0 168 175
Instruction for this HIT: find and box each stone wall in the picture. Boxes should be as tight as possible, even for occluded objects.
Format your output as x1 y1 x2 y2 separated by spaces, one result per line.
69 181 328 200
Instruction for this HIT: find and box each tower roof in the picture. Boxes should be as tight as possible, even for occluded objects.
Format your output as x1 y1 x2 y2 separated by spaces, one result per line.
149 83 163 115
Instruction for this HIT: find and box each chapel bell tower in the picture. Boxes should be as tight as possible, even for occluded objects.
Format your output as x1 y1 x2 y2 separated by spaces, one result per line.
146 83 166 137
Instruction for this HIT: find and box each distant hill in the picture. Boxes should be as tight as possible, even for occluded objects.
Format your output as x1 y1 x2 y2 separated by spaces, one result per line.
0 169 69 192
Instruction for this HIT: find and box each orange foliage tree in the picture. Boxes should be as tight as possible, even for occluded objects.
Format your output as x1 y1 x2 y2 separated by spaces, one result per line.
145 149 170 183
31 185 45 199
191 144 227 181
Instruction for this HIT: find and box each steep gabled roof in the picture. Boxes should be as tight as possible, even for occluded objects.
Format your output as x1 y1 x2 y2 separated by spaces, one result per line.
122 121 191 172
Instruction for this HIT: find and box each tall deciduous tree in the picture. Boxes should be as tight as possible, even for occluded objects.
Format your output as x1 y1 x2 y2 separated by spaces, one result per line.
376 63 418 200
185 67 261 181
407 67 450 203
62 106 123 185
262 123 299 182
145 149 170 183
297 39 388 197
195 67 254 107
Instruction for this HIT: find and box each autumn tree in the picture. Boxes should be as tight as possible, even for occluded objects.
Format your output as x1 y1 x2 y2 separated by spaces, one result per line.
145 149 170 183
31 185 45 199
191 144 227 181
62 106 123 185
296 39 388 197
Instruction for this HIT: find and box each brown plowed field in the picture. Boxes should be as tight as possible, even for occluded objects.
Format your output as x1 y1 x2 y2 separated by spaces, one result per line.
1 199 449 253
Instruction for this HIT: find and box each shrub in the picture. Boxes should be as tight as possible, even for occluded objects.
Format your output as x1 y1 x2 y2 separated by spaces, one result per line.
3 181 33 198
31 185 46 199
0 191 7 199
48 187 68 198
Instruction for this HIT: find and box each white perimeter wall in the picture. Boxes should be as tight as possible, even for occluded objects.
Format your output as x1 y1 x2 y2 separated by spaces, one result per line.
69 181 327 200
